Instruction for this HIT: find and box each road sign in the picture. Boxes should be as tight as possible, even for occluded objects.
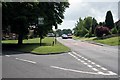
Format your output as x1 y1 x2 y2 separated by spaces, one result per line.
38 17 44 25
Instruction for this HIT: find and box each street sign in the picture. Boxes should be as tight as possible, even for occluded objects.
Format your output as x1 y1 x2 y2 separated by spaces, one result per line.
38 17 44 25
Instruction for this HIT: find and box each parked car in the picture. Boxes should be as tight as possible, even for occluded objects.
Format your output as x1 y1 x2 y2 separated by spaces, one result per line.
62 34 68 39
67 34 72 39
47 33 55 37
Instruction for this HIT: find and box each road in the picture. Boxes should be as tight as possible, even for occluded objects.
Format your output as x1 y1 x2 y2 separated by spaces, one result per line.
2 38 119 79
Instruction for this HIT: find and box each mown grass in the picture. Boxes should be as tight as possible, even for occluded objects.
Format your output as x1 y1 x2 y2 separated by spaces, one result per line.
2 37 70 54
73 36 120 46
94 37 120 46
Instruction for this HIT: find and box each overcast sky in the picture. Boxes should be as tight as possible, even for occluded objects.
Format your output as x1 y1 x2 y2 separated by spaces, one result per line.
56 0 119 30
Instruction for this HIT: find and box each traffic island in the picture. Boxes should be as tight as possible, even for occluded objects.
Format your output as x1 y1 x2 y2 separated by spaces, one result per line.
2 37 70 55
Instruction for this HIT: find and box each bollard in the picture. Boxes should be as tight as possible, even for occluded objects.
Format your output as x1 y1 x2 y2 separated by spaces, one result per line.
52 41 54 46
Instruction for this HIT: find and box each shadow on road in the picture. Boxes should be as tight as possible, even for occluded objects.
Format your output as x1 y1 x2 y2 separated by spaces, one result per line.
2 43 51 55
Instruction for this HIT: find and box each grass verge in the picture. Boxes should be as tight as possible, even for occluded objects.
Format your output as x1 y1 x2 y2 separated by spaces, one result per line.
73 36 120 46
2 37 70 54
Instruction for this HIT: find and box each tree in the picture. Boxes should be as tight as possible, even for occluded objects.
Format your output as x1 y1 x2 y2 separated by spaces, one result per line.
83 17 93 30
95 26 110 38
105 10 114 29
2 2 69 45
13 16 28 44
92 18 98 34
73 17 97 37
56 29 62 36
62 29 72 35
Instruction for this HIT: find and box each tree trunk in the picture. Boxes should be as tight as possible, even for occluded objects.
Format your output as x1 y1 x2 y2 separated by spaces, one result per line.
18 34 23 45
40 37 42 46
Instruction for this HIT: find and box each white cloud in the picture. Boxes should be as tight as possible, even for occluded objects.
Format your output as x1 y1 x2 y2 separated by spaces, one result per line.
58 1 118 30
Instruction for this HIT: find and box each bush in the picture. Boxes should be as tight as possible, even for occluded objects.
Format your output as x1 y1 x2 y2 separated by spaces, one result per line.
111 26 118 34
95 26 110 38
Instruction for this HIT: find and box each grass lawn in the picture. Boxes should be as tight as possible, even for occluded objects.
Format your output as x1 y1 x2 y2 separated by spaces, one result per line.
94 36 120 46
73 36 120 46
2 37 70 54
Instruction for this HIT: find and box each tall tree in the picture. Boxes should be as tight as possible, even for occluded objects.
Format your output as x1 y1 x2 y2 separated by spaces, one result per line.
105 10 114 29
83 17 93 30
2 2 69 45
92 18 98 34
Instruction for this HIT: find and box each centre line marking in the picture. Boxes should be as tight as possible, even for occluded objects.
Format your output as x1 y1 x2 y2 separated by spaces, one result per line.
5 55 10 57
15 58 36 64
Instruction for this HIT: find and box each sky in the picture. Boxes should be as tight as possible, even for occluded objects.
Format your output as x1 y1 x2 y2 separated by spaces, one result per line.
56 0 119 30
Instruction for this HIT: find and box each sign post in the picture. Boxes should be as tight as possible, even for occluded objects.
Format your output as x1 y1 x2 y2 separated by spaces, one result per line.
38 17 44 46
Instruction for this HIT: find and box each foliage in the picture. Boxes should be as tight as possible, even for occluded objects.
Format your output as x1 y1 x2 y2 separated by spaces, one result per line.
56 29 72 36
73 17 98 37
95 26 110 38
83 17 93 30
56 29 62 36
85 27 93 37
105 10 114 29
111 26 118 34
2 2 69 45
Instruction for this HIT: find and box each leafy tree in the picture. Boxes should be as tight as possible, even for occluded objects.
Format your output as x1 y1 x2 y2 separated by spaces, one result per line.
56 29 62 36
73 17 97 37
13 16 29 44
62 29 72 35
95 26 110 38
92 18 98 34
83 17 93 30
2 2 69 45
111 26 118 34
98 22 105 26
105 10 114 29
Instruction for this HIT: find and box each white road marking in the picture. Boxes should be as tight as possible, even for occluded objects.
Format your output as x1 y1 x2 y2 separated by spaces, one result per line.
68 52 118 76
91 62 95 64
108 71 117 75
87 65 93 68
5 55 10 57
81 60 85 63
83 62 88 65
51 66 99 75
92 68 99 71
15 58 36 64
68 52 80 61
96 64 101 67
84 58 88 60
101 67 108 71
72 51 82 57
88 60 92 62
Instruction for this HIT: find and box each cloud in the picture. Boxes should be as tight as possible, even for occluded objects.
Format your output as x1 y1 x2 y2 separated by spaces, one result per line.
58 1 118 30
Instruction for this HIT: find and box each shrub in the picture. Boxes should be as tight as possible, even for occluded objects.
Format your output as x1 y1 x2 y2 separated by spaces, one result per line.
111 26 118 34
95 26 110 38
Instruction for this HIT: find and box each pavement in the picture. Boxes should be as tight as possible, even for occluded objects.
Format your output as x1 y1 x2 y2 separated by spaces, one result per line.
1 38 119 79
